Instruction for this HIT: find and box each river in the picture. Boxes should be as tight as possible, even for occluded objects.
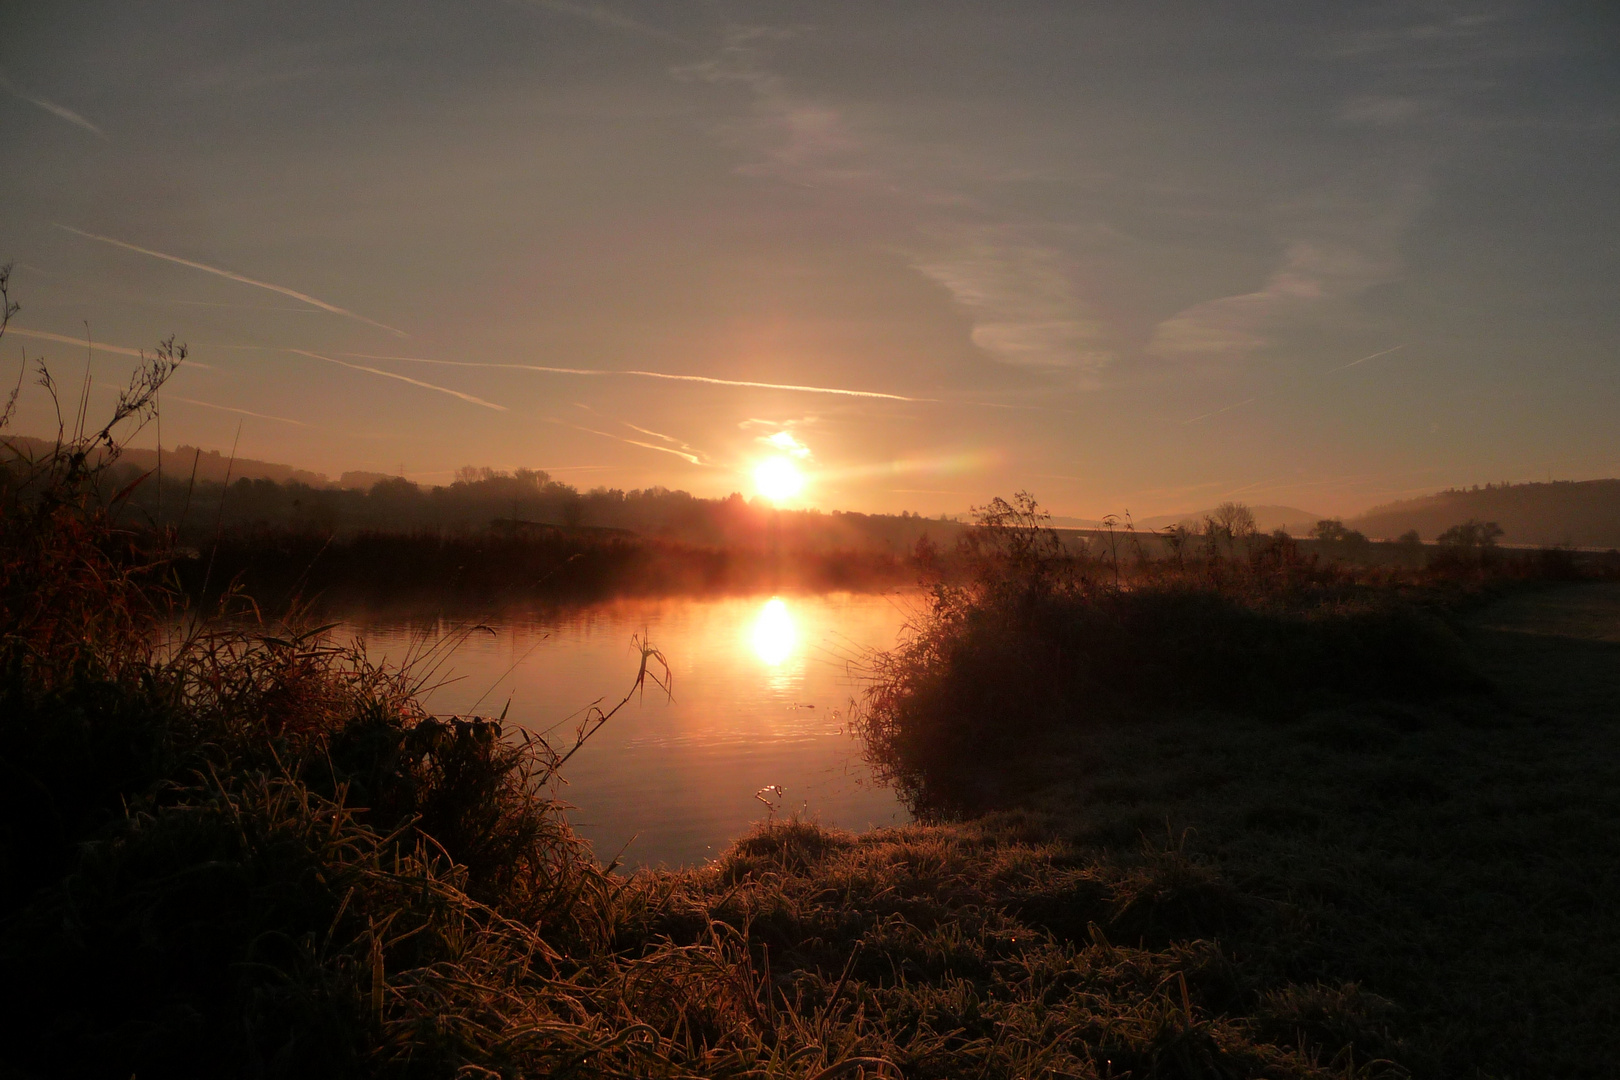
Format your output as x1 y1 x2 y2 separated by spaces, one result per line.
340 591 921 867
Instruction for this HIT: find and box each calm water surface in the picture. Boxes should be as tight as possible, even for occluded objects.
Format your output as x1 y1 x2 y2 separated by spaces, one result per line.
342 591 921 867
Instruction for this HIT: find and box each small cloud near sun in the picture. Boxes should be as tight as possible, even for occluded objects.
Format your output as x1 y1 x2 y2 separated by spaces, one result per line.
762 430 812 459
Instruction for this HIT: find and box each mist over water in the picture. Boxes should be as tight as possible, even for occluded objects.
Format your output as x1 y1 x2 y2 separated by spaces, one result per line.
343 591 919 866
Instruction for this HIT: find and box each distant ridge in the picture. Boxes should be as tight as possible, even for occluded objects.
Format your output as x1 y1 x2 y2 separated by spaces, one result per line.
2 435 335 488
1348 479 1620 549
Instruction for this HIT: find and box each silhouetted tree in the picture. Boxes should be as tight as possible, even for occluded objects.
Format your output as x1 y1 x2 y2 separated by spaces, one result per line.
1311 518 1372 562
1437 519 1504 550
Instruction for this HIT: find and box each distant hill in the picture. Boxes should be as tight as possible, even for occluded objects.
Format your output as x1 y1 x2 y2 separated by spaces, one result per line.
1348 480 1620 549
3 436 334 488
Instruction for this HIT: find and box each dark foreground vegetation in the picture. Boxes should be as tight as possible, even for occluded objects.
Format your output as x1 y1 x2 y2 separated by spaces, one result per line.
4 289 1616 1077
0 295 1422 1079
859 494 1620 1078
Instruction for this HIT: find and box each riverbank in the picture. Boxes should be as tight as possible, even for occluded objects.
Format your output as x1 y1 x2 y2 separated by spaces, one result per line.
856 560 1620 1077
0 585 1384 1076
175 525 917 613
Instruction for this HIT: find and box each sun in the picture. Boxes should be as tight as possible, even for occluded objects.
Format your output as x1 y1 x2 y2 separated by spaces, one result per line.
753 457 805 502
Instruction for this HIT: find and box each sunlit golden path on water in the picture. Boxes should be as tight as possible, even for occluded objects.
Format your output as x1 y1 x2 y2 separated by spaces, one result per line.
343 592 918 867
750 597 799 670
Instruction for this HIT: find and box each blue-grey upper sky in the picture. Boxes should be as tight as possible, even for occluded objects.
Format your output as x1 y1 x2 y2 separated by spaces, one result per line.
3 1 1616 516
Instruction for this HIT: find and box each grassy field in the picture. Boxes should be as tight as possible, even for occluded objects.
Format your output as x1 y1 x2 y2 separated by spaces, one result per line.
988 582 1620 1077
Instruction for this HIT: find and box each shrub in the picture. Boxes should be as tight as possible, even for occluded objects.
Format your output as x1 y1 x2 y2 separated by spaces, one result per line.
859 495 1485 813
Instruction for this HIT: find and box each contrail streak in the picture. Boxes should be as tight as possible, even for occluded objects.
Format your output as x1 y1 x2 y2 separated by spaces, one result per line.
166 395 307 426
1182 397 1257 424
532 0 690 44
342 352 926 401
1328 344 1406 373
289 350 506 411
619 369 927 400
621 420 698 452
565 422 703 464
9 327 213 368
571 403 705 459
1180 344 1408 425
55 225 407 337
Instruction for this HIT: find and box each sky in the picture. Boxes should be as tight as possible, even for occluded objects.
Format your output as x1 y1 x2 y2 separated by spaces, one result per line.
2 1 1617 518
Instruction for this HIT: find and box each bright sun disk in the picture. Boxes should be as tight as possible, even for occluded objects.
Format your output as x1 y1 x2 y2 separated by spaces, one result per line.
753 457 805 502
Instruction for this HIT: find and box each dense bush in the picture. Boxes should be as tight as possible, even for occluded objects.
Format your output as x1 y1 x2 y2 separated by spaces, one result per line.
859 495 1490 813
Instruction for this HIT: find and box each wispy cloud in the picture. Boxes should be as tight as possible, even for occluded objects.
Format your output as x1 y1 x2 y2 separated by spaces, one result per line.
8 326 213 368
741 416 816 431
675 26 869 189
676 28 1109 372
55 225 408 337
1147 176 1426 371
0 74 104 137
526 0 689 45
912 228 1112 372
341 352 925 401
761 429 812 459
289 350 506 411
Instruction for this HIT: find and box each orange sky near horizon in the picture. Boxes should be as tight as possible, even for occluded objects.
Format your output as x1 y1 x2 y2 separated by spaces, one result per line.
2 3 1617 521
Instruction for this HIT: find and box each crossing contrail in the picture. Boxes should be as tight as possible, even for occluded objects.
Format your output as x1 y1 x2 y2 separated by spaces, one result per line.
289 349 506 411
55 225 407 337
342 352 927 401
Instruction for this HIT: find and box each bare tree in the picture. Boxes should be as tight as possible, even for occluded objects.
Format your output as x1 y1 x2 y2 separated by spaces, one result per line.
1210 501 1258 540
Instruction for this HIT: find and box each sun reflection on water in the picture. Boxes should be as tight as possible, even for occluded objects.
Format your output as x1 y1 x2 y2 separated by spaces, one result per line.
345 591 916 866
750 597 798 666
